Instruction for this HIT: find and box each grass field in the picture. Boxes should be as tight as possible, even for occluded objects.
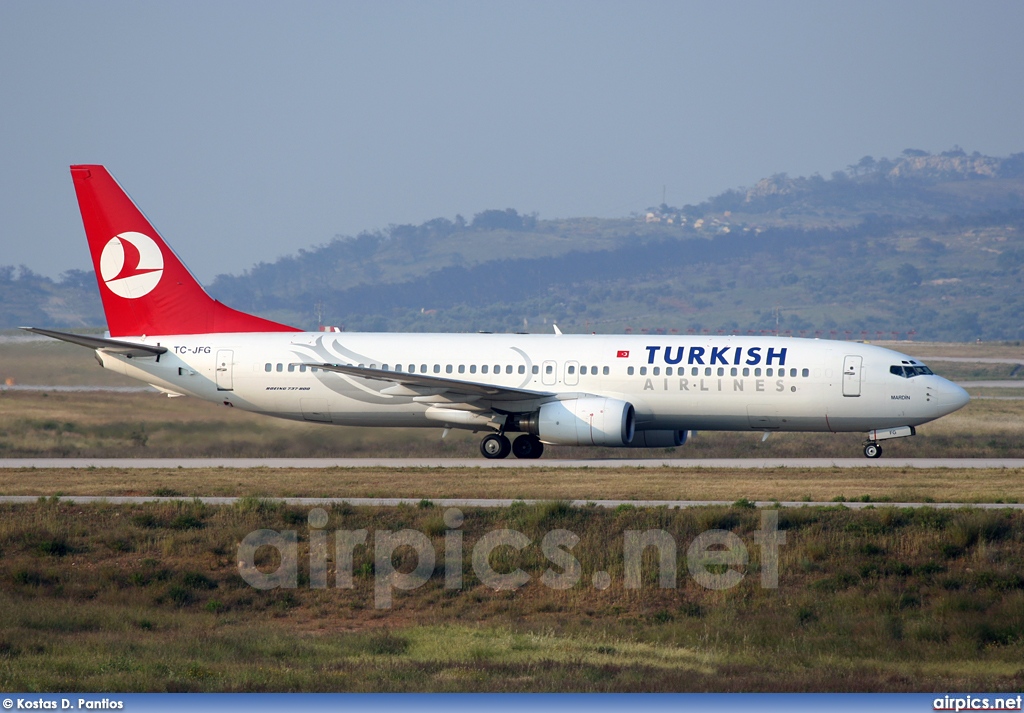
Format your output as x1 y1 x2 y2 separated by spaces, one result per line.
3 387 1022 459
1 500 1023 692
1 465 1022 504
2 339 1023 692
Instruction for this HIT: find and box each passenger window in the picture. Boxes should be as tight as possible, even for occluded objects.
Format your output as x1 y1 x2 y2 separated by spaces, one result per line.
730 367 737 377
717 367 724 377
628 366 635 376
506 365 513 374
311 367 318 373
802 368 809 377
458 365 465 374
692 367 698 376
420 364 427 373
532 365 539 375
568 365 576 375
665 367 673 376
264 363 272 372
380 364 388 371
276 363 283 372
755 368 761 377
494 365 500 374
482 365 489 374
470 365 477 374
395 364 403 372
790 368 797 377
433 365 440 373
653 367 660 376
639 367 647 375
518 365 525 374
446 365 453 374
766 368 773 377
408 364 415 373
591 366 598 375
742 367 749 377
300 365 307 373
545 365 553 374
603 366 609 375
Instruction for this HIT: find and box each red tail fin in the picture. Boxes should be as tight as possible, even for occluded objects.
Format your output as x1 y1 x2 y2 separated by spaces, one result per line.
71 165 299 337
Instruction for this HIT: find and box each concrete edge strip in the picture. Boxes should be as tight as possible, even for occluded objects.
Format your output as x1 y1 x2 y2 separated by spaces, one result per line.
3 495 1021 509
2 458 1024 469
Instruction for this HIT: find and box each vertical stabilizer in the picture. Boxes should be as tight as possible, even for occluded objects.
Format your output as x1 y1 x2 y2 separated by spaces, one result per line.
70 165 298 337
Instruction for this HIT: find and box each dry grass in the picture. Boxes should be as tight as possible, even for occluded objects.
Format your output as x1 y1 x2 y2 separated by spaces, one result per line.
1 388 1023 460
1 501 1023 691
1 465 1023 504
875 341 1024 360
0 339 137 387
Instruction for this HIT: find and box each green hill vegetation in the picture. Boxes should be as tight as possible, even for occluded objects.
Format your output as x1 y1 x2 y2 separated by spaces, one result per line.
5 148 1024 341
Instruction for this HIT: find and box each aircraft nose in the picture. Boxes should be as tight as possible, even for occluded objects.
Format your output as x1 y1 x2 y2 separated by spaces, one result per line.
936 379 970 413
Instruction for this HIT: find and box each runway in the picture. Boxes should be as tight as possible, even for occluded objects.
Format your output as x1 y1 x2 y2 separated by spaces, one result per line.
1 494 1020 509
1 457 1023 469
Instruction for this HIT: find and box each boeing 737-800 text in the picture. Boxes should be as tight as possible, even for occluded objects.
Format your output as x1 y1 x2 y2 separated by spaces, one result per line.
27 165 971 459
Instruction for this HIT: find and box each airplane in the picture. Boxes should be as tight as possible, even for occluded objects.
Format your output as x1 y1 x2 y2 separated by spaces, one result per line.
26 165 971 460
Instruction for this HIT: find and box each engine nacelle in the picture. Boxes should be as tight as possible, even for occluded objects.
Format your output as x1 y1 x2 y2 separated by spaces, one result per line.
514 397 635 447
628 429 689 448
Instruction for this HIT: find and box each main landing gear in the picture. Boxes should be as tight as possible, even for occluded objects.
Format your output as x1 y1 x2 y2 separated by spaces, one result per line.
480 433 544 460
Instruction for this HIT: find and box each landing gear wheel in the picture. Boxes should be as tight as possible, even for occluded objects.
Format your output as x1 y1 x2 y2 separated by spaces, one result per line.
863 443 882 459
512 434 544 459
480 433 512 459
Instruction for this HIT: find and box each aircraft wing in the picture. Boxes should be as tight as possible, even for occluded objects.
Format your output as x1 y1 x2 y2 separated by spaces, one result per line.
310 363 555 402
22 327 168 358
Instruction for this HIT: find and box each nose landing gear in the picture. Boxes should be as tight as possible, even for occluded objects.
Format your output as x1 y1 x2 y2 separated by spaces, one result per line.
861 426 915 458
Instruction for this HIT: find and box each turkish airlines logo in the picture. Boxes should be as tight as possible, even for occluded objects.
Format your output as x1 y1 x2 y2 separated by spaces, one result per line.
99 232 164 299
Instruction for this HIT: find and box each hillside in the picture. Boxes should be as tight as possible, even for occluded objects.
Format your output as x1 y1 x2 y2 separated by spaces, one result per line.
5 148 1024 341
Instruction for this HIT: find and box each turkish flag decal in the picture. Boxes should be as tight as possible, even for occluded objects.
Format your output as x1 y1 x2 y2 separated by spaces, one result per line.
617 350 629 358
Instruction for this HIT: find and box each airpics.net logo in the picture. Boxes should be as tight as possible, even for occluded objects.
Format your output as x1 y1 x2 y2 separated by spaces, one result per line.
99 232 164 299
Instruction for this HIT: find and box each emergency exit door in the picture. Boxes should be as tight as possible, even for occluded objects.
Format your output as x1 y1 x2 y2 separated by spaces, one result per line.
842 355 862 397
216 349 234 391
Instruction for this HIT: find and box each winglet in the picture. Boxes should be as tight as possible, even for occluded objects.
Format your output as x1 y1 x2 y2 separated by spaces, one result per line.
552 324 562 335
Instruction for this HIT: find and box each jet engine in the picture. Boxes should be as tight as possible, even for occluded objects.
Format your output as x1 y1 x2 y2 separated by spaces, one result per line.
510 397 635 446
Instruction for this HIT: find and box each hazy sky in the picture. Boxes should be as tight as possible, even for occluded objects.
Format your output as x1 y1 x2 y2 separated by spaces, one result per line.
2 1 1023 282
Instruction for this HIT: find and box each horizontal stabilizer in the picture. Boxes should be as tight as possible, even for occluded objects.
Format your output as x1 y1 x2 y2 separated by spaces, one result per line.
22 327 167 357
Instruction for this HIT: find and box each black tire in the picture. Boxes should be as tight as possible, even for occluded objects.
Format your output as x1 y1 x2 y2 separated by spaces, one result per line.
512 434 544 459
480 433 511 459
864 443 882 459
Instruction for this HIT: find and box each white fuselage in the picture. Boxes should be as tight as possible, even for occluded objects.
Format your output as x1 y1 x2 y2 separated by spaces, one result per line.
95 332 969 436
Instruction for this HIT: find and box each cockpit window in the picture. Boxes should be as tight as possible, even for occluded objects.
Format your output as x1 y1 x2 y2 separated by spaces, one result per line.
890 364 935 378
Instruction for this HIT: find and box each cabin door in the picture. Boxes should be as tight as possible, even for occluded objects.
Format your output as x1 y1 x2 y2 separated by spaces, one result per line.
842 355 862 397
